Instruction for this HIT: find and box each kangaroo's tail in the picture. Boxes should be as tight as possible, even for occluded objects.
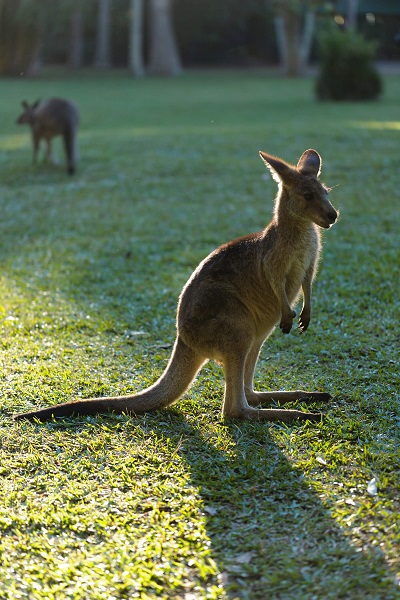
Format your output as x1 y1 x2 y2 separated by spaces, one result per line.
14 337 205 422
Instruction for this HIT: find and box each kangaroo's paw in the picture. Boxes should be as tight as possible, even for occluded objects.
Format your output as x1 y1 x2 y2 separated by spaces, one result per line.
280 310 296 334
298 309 310 333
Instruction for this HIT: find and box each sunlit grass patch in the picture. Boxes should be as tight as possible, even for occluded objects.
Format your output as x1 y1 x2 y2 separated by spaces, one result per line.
351 120 400 130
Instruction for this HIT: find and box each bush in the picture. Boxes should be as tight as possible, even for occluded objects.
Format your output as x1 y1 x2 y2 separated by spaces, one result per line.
316 27 382 101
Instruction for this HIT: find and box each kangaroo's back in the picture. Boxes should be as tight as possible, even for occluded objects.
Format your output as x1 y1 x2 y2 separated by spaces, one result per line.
34 99 79 136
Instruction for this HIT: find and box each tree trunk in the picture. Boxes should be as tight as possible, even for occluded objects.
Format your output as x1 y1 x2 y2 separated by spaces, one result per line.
346 0 359 32
25 28 43 77
148 0 182 76
298 9 315 73
274 3 315 77
283 6 301 76
129 0 145 77
68 10 84 70
94 0 111 68
273 16 288 73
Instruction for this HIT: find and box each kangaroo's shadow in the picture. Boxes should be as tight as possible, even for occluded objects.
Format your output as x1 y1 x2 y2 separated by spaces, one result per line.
137 409 398 599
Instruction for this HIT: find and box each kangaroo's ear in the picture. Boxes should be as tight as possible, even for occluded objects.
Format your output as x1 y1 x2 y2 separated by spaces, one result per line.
259 151 294 184
32 99 41 109
297 149 321 177
22 100 29 109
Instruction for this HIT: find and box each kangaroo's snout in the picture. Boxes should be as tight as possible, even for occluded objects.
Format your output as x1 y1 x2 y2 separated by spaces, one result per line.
327 207 338 224
319 196 338 229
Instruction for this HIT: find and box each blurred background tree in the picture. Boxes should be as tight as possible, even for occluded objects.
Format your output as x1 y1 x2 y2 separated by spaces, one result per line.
315 0 384 100
315 25 382 99
68 6 84 70
0 0 399 78
129 0 144 76
94 0 112 68
148 0 182 75
0 0 50 76
271 0 319 76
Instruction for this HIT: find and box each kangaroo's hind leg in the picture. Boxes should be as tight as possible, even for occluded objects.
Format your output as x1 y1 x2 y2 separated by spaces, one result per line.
63 127 76 175
244 339 331 409
219 341 321 422
32 133 40 164
244 339 264 405
221 347 251 419
45 138 57 165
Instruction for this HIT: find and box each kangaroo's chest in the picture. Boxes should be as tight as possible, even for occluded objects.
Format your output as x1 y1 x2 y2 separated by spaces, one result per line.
286 238 319 294
285 259 307 295
287 250 310 278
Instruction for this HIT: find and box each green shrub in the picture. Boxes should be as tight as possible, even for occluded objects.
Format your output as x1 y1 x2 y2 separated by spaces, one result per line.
316 27 382 101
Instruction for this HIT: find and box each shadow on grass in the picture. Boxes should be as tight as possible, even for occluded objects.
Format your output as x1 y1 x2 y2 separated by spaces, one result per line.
136 411 398 599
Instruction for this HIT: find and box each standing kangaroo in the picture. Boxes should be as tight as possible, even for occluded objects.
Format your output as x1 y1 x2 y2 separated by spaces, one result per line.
15 149 338 423
16 98 79 175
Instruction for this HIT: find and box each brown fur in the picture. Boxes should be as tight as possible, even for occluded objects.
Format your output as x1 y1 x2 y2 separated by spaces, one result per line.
16 98 79 175
15 149 338 423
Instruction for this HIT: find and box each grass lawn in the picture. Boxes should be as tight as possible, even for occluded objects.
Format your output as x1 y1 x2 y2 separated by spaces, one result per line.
0 69 399 599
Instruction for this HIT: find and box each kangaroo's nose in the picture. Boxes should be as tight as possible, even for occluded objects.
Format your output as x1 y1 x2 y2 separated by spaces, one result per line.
327 209 337 223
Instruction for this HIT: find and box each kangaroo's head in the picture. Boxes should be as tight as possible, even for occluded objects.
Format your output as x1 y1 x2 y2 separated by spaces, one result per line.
259 149 338 229
16 100 41 125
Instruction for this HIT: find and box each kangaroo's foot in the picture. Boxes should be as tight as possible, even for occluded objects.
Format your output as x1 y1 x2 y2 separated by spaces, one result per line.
224 404 322 423
245 389 331 407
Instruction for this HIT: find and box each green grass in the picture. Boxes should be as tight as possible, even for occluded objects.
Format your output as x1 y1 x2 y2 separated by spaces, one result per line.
0 70 399 599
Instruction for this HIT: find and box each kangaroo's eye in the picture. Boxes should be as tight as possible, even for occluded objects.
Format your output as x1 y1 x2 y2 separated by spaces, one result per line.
304 192 313 201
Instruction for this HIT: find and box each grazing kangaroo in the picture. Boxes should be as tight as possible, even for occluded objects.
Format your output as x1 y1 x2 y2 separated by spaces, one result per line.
16 98 79 175
15 149 338 423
